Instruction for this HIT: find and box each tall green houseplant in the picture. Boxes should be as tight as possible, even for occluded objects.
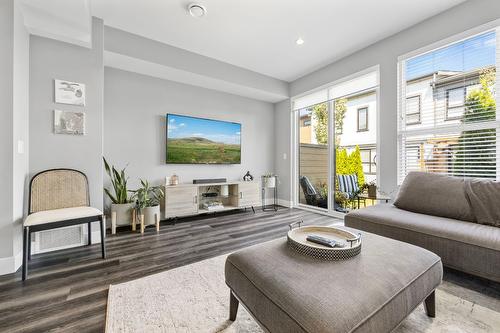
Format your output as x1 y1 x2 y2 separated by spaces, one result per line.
103 157 131 204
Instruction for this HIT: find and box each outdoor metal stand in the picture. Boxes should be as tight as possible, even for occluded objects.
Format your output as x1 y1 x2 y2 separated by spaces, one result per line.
262 175 278 211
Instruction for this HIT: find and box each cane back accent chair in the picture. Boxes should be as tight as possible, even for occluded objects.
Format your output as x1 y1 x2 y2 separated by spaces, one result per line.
22 169 106 281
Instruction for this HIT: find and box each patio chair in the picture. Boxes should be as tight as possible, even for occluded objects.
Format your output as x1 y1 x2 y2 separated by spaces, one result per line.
299 176 327 209
22 169 106 281
337 174 362 208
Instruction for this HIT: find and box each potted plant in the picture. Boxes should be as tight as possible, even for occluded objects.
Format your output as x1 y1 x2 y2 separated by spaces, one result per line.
263 172 277 188
363 180 377 198
103 157 134 226
130 179 164 227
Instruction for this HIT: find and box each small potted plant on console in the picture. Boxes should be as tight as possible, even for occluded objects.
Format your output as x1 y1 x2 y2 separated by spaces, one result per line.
130 179 164 233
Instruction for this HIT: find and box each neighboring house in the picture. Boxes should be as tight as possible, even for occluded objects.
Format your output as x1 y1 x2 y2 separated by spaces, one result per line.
403 66 492 175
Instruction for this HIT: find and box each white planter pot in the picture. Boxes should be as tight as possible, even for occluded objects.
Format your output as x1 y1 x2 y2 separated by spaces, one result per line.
264 177 276 188
111 203 134 226
142 205 160 226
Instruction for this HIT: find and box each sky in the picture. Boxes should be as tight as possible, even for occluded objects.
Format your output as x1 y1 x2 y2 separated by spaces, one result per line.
167 114 241 145
406 31 496 80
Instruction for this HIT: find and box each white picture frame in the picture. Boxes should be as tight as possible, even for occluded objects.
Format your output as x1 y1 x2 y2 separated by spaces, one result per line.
54 110 86 135
54 79 86 106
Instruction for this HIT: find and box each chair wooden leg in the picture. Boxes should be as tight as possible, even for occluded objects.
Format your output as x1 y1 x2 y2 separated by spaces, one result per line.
27 230 32 260
229 291 239 321
22 227 29 281
140 214 145 234
100 215 106 259
155 213 160 232
424 290 436 318
88 222 92 245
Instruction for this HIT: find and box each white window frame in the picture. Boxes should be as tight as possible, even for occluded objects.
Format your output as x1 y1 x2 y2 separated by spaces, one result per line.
397 20 500 184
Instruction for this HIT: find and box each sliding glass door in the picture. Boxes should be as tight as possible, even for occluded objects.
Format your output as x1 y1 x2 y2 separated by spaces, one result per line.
298 102 330 210
294 70 379 214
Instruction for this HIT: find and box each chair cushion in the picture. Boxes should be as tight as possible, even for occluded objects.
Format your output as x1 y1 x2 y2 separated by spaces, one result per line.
394 172 475 222
346 204 500 251
24 206 102 226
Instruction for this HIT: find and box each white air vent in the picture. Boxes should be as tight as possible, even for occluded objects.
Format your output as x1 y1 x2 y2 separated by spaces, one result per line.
32 225 86 254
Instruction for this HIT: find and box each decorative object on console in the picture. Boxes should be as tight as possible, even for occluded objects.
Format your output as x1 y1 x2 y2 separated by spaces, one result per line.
54 110 85 135
54 79 86 106
193 178 227 184
243 171 253 181
220 185 229 197
170 174 179 185
103 157 134 233
130 179 164 234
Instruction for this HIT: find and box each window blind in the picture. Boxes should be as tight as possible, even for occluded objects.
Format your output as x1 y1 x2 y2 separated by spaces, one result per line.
398 29 500 183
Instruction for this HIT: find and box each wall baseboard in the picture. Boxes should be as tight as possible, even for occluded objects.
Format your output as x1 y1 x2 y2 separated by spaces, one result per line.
0 251 22 276
278 199 293 208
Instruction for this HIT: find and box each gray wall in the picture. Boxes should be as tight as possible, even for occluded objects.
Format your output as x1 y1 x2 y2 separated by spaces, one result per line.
0 0 15 264
274 99 292 205
0 0 30 274
29 19 104 220
276 0 500 201
103 67 275 196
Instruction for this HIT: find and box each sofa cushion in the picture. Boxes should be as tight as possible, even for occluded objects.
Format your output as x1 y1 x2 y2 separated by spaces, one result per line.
394 172 475 222
465 178 500 227
345 204 500 251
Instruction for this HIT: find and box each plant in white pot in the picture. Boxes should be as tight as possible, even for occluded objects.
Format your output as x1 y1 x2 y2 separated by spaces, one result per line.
263 172 277 188
130 179 164 233
103 157 134 230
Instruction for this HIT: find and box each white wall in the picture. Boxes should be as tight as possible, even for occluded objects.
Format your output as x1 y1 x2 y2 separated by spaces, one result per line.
276 0 500 200
103 67 275 202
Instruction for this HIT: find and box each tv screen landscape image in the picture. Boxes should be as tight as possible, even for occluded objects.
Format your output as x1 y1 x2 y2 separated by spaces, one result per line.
166 114 241 164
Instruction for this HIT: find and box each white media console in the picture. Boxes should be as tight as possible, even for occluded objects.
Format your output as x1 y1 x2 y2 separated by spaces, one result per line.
164 180 261 219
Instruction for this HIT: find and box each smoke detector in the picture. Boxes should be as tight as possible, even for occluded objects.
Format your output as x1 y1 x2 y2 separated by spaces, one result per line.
188 3 207 18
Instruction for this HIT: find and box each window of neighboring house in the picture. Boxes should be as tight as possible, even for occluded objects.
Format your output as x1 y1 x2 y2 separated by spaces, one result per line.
357 107 368 131
446 87 466 120
398 29 498 183
405 95 421 125
360 148 377 174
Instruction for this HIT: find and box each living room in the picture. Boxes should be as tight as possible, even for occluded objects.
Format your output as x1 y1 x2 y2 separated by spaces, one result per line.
1 0 499 332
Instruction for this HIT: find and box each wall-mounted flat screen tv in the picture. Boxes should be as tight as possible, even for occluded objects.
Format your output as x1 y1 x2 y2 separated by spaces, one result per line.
166 113 241 164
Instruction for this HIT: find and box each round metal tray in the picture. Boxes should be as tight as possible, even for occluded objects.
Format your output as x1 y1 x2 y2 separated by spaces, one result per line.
287 221 361 261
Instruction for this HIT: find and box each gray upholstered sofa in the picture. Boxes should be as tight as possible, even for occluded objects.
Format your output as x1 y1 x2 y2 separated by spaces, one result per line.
345 171 500 282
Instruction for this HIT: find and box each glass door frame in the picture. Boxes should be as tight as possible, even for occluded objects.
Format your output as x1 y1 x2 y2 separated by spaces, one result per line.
292 66 380 217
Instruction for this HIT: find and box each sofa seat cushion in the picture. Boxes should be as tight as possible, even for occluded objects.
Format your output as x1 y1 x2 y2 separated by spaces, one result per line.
394 172 475 222
25 206 102 226
346 205 500 252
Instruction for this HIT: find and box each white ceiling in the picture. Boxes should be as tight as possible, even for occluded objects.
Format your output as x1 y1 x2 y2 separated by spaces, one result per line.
90 0 467 82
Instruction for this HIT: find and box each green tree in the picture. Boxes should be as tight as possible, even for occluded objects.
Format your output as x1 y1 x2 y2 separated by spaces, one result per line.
349 146 365 186
312 103 328 144
312 99 348 145
453 68 496 178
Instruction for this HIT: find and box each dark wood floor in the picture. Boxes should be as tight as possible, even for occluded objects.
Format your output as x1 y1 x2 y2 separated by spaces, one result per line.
0 207 339 333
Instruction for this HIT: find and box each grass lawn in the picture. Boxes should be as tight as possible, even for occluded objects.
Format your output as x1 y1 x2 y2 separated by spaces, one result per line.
167 137 240 164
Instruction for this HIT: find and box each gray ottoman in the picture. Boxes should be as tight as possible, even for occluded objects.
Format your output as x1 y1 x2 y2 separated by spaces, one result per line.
225 228 442 333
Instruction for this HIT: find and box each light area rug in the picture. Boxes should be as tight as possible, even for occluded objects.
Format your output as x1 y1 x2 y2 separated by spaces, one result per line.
106 255 500 333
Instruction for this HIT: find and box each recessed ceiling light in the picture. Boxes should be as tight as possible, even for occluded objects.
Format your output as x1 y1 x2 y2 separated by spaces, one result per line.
296 38 305 45
188 3 207 18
